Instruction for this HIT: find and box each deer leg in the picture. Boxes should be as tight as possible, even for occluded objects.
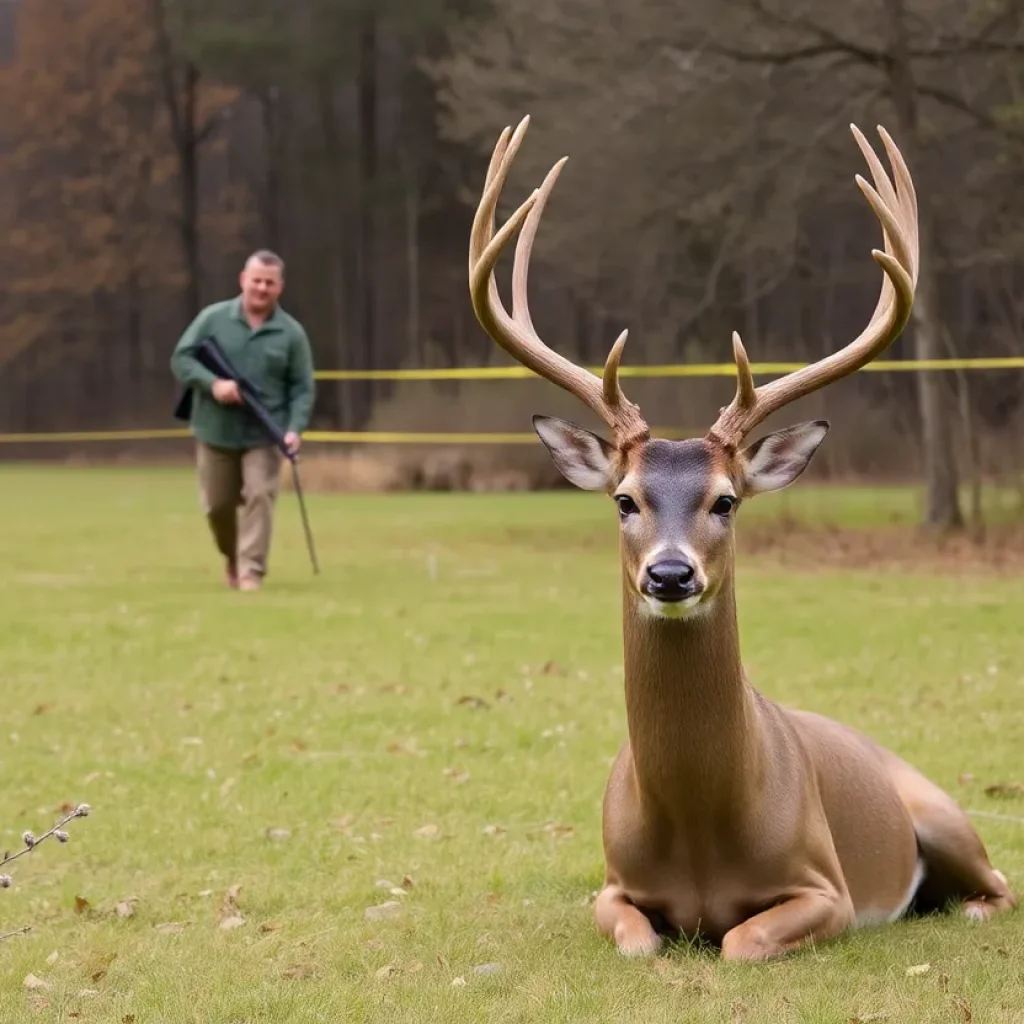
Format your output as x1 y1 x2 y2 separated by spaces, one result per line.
885 759 1017 921
595 885 663 957
720 889 853 962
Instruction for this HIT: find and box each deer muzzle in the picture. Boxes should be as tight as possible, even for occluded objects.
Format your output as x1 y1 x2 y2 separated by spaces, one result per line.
640 556 705 615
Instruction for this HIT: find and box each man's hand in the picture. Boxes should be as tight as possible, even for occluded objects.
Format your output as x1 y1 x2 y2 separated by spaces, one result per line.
284 432 301 455
212 379 242 404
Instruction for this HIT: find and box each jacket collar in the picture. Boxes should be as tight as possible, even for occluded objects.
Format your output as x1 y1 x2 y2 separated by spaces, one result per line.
231 295 284 332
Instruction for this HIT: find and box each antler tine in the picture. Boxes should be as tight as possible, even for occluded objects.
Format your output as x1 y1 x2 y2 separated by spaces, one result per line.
469 117 649 446
877 125 919 285
707 124 918 450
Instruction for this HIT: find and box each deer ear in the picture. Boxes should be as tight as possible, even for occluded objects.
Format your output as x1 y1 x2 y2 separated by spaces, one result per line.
741 420 829 496
533 415 617 491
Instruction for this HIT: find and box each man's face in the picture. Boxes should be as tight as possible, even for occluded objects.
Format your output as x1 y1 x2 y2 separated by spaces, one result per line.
240 260 283 313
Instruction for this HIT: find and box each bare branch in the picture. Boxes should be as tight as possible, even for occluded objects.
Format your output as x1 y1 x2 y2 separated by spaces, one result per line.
702 41 886 68
916 84 1024 144
196 111 226 145
2 803 91 880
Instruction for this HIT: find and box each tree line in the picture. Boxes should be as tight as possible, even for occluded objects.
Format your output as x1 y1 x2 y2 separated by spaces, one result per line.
1 0 1022 529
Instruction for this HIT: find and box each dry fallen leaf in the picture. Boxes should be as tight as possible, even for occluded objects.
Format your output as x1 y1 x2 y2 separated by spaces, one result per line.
983 782 1024 798
386 739 422 756
528 822 574 840
215 883 246 930
954 996 973 1023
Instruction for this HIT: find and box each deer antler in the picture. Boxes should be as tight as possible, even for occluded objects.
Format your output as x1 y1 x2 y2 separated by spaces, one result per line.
707 124 919 450
469 116 650 448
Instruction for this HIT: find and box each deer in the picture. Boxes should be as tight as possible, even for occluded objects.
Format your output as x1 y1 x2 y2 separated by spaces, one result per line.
467 115 1016 962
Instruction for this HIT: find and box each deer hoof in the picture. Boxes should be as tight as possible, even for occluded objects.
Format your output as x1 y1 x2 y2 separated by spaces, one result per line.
615 926 662 958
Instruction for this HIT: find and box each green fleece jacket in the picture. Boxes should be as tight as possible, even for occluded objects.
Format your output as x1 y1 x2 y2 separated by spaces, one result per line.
170 297 315 450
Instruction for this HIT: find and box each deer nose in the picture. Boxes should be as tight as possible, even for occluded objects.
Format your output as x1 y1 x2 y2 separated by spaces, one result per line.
645 559 696 598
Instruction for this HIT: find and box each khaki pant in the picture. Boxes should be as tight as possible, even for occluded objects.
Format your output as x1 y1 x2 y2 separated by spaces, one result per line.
196 442 283 580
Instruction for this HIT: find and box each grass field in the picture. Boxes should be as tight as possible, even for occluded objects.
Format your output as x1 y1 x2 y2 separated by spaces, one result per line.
1 464 1023 1023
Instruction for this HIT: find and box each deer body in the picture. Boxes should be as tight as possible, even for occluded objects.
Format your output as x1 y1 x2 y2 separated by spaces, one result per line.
598 474 923 956
468 117 1015 960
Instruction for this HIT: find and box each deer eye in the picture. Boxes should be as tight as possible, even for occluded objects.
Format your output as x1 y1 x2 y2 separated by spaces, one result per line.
711 495 738 518
615 494 639 518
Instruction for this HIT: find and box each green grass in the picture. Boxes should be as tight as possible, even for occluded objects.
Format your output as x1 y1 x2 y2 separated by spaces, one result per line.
0 466 1022 1023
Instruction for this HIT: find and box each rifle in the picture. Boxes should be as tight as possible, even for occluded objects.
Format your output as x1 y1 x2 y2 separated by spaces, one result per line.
174 336 320 575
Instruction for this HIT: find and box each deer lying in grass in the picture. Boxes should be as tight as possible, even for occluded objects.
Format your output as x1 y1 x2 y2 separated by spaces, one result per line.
467 116 1016 961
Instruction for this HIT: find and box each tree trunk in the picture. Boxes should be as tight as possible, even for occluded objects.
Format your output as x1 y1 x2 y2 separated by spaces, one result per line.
356 11 378 424
260 86 283 253
316 75 349 428
403 152 421 366
150 0 202 319
884 0 963 529
180 63 202 318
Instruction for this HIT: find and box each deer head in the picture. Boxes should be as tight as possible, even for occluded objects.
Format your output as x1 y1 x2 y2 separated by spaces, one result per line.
469 117 918 621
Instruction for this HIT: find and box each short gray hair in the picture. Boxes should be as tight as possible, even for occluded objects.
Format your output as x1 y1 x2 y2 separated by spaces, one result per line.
246 249 285 276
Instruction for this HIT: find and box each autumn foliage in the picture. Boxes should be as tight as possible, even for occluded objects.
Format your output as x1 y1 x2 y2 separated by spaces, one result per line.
0 0 244 376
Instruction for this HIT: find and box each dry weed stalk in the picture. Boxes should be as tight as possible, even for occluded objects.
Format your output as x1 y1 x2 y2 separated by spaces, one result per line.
1 803 91 941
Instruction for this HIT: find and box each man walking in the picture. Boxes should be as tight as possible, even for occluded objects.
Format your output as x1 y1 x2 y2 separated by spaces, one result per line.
171 250 315 591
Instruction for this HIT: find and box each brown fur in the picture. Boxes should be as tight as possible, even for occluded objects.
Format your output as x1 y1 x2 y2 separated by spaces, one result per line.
593 438 1015 961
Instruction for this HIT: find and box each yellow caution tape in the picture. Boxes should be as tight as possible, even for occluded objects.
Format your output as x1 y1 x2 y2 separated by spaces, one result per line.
303 427 699 444
315 356 1024 381
0 427 698 445
0 355 1019 443
0 429 192 443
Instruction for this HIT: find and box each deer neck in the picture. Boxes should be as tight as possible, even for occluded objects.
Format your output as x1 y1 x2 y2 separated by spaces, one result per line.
620 568 763 810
